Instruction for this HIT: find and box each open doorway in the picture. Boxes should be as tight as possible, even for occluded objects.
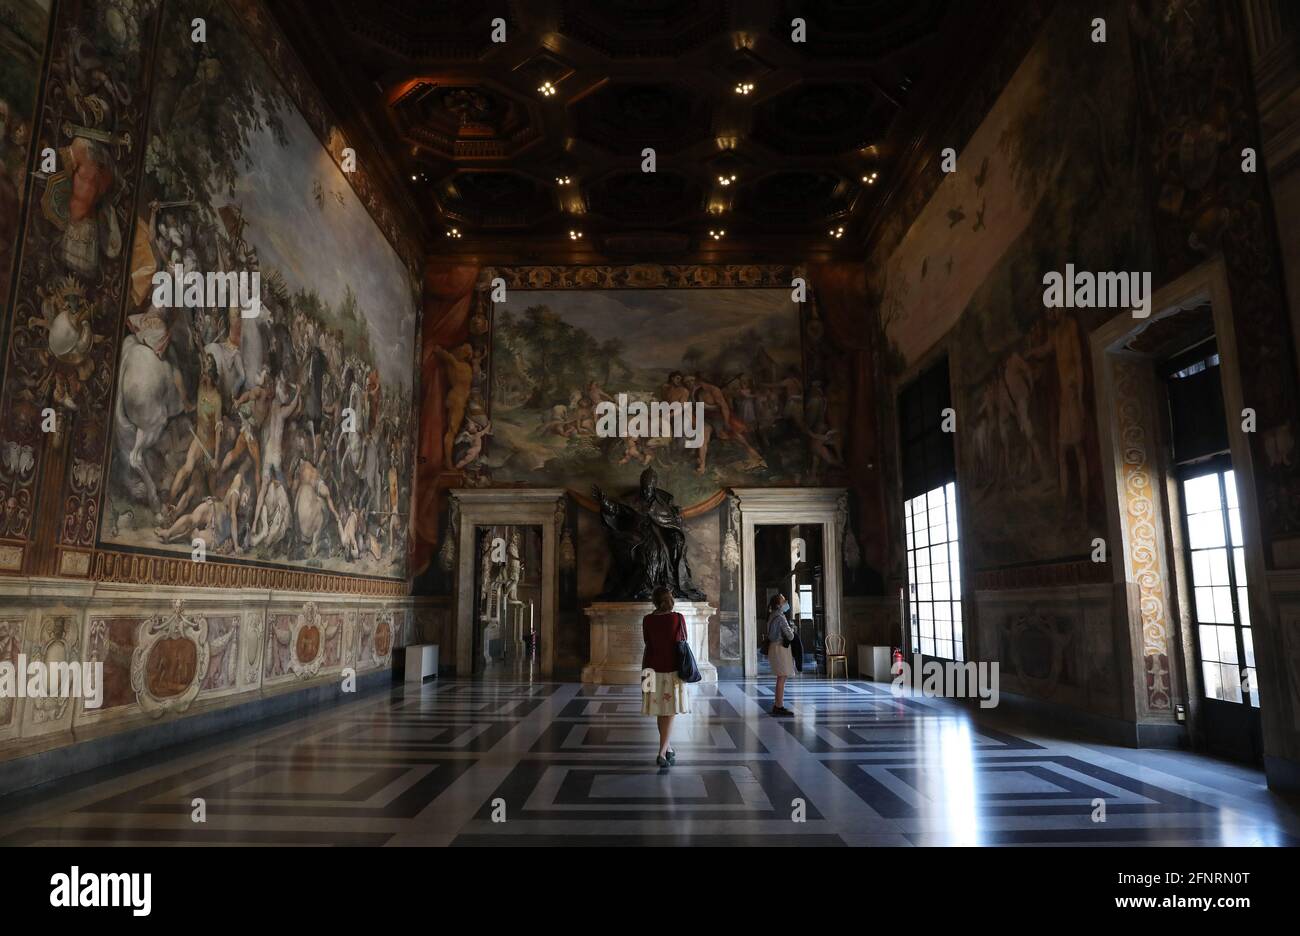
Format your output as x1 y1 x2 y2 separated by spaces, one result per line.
754 523 825 674
471 524 543 678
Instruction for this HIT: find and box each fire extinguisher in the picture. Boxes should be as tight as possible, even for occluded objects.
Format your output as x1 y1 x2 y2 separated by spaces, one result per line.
891 647 905 677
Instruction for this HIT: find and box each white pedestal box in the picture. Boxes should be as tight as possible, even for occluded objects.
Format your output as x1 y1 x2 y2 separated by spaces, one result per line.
405 644 439 683
859 645 893 682
580 601 718 684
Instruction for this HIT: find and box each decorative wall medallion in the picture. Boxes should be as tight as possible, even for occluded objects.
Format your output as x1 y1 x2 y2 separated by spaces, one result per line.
131 600 208 717
1004 610 1070 698
373 610 394 664
286 602 338 680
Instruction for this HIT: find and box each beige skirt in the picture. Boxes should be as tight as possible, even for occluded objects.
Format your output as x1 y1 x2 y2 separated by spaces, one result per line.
642 671 691 715
767 641 797 677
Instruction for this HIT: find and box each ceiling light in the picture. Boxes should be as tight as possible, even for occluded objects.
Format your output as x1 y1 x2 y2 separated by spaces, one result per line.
734 82 754 95
569 230 582 240
718 174 737 186
538 81 557 97
862 171 879 185
556 176 571 186
709 230 726 240
447 228 461 239
830 226 844 239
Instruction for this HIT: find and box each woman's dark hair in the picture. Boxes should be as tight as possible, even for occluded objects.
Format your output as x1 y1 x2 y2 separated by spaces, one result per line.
768 593 785 611
652 586 674 611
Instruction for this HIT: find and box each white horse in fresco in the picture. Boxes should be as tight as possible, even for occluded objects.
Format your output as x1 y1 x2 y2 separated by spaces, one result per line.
114 334 186 515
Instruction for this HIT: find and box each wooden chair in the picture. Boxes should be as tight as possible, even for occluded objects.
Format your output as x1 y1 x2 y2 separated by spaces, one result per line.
825 633 848 680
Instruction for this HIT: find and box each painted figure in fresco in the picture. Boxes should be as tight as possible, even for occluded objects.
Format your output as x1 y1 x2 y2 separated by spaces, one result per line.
221 365 272 492
452 417 492 470
253 374 301 528
167 352 223 515
433 343 474 467
154 494 231 551
251 477 291 551
685 373 766 474
593 467 705 601
1001 349 1047 483
1028 308 1088 507
59 136 119 277
221 468 253 554
291 457 340 558
804 380 844 477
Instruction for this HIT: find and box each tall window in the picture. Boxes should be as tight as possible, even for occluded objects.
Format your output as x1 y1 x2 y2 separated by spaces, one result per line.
1165 340 1260 711
1181 466 1256 707
905 482 963 660
899 359 962 660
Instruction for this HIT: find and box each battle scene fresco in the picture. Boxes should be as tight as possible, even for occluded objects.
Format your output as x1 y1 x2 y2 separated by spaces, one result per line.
473 287 848 507
100 0 419 579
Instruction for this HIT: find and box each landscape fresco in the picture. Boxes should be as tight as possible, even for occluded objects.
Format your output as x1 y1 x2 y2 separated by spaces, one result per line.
102 0 418 578
0 0 52 321
482 288 842 506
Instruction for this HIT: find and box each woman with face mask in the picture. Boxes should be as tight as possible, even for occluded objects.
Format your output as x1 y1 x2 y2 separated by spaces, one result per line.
766 593 797 715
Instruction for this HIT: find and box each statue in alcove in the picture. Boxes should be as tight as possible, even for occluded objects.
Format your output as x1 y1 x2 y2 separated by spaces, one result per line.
593 467 705 602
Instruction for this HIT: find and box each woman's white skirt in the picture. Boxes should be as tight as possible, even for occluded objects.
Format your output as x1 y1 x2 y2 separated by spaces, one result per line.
642 671 691 715
767 641 797 677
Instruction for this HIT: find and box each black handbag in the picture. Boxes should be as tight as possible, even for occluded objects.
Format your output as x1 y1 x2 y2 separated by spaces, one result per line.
676 640 703 683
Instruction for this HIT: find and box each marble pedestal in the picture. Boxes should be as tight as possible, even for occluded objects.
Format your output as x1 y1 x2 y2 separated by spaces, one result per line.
580 601 718 684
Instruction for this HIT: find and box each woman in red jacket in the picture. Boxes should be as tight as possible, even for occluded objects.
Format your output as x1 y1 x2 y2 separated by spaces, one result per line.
642 586 691 767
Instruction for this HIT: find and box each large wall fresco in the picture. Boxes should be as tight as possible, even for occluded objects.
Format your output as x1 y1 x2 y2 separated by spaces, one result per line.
870 0 1152 569
98 0 420 579
0 0 51 322
427 265 853 514
482 287 843 507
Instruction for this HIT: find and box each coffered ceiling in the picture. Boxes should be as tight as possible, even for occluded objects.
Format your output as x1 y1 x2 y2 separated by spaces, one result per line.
268 0 1009 263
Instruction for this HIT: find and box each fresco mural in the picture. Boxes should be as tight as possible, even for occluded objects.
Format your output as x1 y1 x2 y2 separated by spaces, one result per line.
477 287 846 507
871 1 1152 568
100 0 419 579
0 0 51 320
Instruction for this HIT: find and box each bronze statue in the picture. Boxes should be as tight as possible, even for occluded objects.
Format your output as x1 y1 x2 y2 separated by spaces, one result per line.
593 467 705 601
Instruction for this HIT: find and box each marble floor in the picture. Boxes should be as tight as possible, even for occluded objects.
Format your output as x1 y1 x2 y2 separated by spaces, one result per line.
1 677 1297 846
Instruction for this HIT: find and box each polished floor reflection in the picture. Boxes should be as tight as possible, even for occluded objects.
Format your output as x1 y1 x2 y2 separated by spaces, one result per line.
1 678 1297 846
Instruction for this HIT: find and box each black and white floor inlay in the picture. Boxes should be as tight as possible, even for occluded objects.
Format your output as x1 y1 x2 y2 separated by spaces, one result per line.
0 677 1296 847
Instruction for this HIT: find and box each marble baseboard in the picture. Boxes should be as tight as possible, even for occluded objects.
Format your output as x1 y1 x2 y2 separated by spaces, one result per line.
0 579 413 767
1264 755 1300 794
989 688 1187 749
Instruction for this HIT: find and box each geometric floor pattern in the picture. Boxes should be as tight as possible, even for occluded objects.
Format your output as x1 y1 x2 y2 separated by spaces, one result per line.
1 677 1297 846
